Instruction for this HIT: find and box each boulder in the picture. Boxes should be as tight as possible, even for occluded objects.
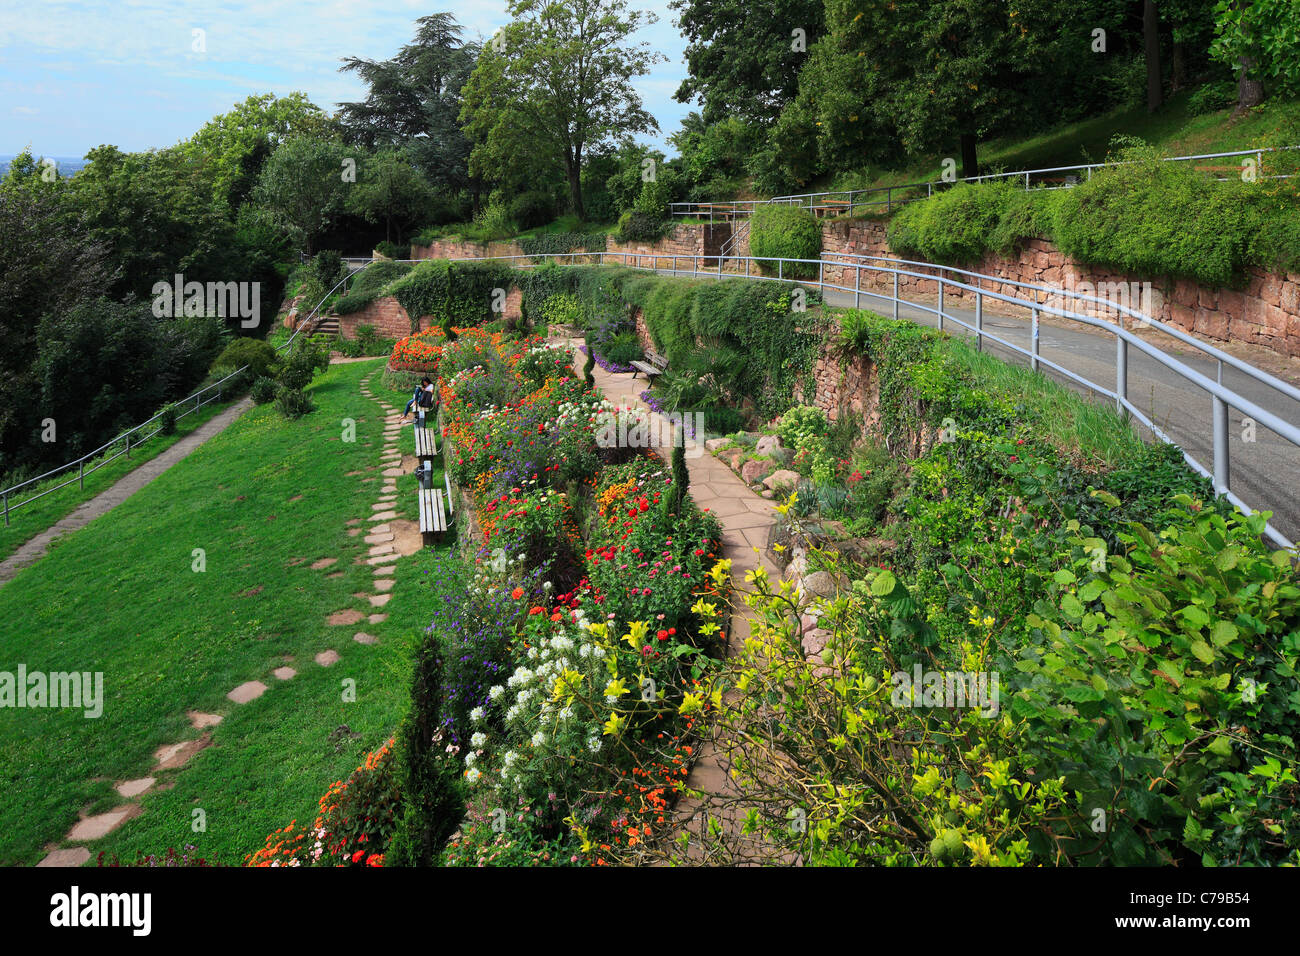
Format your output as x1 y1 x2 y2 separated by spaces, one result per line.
705 438 731 453
720 447 745 471
741 459 774 485
801 570 837 598
755 434 783 456
763 469 802 491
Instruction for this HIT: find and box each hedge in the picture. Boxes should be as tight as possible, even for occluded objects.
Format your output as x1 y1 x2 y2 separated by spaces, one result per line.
334 260 414 315
387 259 517 333
750 204 822 278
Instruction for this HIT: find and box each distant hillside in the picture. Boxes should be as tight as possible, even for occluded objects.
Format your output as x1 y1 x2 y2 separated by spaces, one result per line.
0 155 87 178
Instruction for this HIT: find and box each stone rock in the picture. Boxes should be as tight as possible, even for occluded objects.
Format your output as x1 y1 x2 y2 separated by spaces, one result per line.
353 632 379 645
115 777 156 799
36 848 91 868
740 459 774 485
720 447 745 471
273 666 297 681
68 807 137 842
704 438 730 453
315 650 341 667
755 434 783 456
227 680 269 704
763 469 801 491
801 571 837 598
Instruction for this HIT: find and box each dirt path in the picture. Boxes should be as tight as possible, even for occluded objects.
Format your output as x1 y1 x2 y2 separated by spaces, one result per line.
0 399 253 587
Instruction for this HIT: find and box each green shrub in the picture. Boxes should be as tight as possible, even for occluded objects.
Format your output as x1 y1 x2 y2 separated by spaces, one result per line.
157 403 177 436
616 210 669 243
249 376 277 404
211 336 279 380
602 331 642 365
509 190 556 230
388 259 517 333
375 240 410 261
887 181 1021 263
273 384 314 418
386 642 465 866
519 232 607 259
750 204 821 278
1188 79 1237 115
312 249 345 291
334 260 413 314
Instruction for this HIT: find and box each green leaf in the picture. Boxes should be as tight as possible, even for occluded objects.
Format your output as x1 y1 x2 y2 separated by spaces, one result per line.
870 569 897 597
1189 640 1214 664
1209 620 1238 647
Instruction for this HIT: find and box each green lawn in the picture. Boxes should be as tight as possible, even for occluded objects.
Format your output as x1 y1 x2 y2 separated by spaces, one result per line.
0 398 234 564
0 358 446 866
823 92 1300 196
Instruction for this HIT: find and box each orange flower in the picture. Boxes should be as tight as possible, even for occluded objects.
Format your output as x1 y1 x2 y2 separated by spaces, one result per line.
511 587 524 599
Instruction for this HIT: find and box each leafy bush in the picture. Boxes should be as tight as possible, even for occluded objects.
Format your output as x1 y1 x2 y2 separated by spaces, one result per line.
388 259 516 334
615 210 670 243
249 376 277 404
157 403 177 436
312 249 345 290
1188 79 1237 115
888 181 1022 263
750 204 821 278
334 259 413 314
375 240 410 261
509 191 556 231
211 336 279 380
602 331 642 366
519 232 607 259
273 384 314 418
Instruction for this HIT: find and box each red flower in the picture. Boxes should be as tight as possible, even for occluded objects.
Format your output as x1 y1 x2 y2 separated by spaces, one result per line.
511 587 525 599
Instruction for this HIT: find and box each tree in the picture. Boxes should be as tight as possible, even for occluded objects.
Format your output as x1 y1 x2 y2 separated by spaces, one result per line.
345 147 437 243
670 0 825 125
251 136 350 255
1211 0 1300 110
337 13 478 195
459 0 664 219
182 92 334 210
1144 0 1164 111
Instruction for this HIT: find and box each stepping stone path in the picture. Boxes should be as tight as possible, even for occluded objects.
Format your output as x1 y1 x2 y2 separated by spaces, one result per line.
34 366 409 868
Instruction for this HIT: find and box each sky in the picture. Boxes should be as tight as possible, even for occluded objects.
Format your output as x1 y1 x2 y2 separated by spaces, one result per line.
0 0 693 160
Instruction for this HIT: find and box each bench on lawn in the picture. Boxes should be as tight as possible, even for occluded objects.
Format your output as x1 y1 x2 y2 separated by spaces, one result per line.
414 422 438 459
417 484 450 535
630 348 669 381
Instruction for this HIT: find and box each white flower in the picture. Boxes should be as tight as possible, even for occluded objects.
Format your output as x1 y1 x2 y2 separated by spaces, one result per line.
489 685 505 701
465 750 477 766
470 732 487 747
466 767 481 784
503 750 519 768
586 736 602 754
470 706 485 723
531 731 546 748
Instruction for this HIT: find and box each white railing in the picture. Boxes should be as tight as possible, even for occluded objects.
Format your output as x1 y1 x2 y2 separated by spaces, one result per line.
671 146 1300 221
0 271 352 527
373 250 1299 551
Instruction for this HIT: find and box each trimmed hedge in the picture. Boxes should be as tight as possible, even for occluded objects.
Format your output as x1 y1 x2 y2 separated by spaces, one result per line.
750 204 822 278
387 259 517 334
519 232 608 260
335 260 414 315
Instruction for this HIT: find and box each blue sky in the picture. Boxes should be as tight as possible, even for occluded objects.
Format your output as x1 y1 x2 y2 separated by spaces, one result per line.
0 0 693 159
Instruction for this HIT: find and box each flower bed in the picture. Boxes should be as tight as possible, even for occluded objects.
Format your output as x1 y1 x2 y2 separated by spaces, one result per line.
388 326 449 373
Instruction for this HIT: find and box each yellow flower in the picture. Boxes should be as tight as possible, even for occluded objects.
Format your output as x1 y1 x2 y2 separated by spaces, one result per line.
691 597 718 618
679 692 704 716
552 668 584 703
602 712 626 736
604 677 629 700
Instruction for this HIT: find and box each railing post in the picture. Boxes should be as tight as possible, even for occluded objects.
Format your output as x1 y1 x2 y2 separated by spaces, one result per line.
854 262 861 309
818 259 824 295
892 272 900 321
1116 335 1128 412
1031 298 1041 372
79 460 84 489
745 257 750 278
778 260 783 282
1213 395 1230 494
936 273 944 332
975 292 983 352
3 491 8 527
125 433 130 459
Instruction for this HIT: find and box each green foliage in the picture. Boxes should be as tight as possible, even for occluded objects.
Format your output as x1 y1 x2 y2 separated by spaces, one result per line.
749 204 821 277
212 337 280 380
615 210 671 243
249 376 277 404
388 258 516 333
602 331 642 365
889 181 1028 263
345 147 437 245
313 249 345 290
251 135 351 255
375 241 410 260
334 259 413 314
519 232 608 259
509 190 556 230
157 403 178 436
386 642 466 865
1211 0 1300 98
273 384 314 419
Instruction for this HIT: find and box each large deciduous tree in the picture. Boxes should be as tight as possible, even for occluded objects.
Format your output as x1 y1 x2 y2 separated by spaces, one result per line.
251 136 350 255
345 147 437 243
669 0 826 125
459 0 664 220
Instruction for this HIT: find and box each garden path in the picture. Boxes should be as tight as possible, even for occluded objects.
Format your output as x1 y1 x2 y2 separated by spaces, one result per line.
0 398 253 586
555 337 783 862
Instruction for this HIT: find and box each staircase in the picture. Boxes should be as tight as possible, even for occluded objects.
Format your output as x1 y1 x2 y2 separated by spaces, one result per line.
305 313 339 338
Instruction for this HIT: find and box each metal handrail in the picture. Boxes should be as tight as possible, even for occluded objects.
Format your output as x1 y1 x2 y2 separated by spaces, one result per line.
373 249 1298 550
1 269 353 526
670 145 1300 221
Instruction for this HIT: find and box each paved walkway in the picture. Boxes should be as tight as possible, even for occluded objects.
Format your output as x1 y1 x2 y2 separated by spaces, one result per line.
557 338 782 861
1 399 254 587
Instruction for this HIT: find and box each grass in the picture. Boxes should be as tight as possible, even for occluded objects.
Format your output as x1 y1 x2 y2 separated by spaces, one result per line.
822 92 1300 200
939 334 1147 467
0 357 448 866
0 397 235 565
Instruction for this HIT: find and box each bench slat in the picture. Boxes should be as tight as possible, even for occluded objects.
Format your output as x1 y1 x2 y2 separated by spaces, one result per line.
444 470 455 515
433 488 445 532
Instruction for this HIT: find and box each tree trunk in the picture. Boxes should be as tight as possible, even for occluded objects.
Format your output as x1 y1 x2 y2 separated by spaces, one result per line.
1144 0 1163 113
959 132 978 180
1171 41 1186 92
1237 55 1265 111
567 160 585 221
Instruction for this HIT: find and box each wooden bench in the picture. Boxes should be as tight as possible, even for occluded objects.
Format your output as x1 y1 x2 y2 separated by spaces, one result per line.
414 423 438 459
630 349 669 381
417 485 450 535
